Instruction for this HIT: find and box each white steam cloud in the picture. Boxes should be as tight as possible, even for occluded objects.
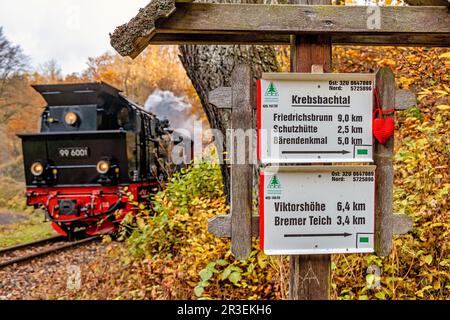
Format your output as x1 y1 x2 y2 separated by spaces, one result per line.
144 90 198 136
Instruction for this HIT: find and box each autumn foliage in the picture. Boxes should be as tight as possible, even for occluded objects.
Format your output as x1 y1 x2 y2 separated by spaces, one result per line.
329 46 449 300
113 46 450 300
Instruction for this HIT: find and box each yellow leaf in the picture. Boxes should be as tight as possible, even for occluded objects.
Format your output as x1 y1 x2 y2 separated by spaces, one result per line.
433 280 441 290
439 52 450 59
435 90 449 97
436 105 450 111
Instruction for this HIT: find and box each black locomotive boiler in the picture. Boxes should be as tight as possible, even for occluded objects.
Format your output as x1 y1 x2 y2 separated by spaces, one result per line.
19 82 178 238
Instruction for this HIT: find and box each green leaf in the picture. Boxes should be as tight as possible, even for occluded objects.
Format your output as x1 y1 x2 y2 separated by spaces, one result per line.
216 259 228 267
257 255 268 269
424 254 433 265
199 269 213 282
358 295 369 300
221 268 232 281
439 260 449 267
206 262 217 271
375 291 386 300
194 286 204 298
416 250 424 257
230 266 243 273
228 271 242 285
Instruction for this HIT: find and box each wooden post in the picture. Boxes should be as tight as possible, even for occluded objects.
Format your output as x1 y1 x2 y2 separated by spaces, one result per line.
374 67 396 257
288 0 332 301
230 64 254 260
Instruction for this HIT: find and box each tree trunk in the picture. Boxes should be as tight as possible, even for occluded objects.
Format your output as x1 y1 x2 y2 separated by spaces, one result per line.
179 1 280 202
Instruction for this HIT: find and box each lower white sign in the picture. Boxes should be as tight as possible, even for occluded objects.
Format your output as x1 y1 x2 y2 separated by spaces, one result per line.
260 166 376 255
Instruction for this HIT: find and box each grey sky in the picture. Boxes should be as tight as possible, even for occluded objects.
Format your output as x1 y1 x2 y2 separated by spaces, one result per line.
0 0 149 75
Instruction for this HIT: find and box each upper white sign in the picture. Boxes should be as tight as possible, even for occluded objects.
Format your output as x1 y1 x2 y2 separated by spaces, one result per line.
258 73 375 163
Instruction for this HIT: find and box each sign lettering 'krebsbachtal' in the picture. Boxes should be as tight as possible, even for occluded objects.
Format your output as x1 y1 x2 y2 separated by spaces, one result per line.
291 94 351 105
261 166 376 255
258 74 375 163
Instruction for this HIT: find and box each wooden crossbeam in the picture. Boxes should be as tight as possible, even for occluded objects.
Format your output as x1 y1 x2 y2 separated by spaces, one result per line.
149 33 450 47
110 2 450 57
209 86 416 111
160 4 450 34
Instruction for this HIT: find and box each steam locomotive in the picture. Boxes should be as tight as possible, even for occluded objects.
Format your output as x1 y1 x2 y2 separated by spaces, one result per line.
19 82 180 238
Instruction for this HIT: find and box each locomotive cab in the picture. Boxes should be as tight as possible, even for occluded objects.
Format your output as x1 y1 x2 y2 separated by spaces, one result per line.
19 83 174 238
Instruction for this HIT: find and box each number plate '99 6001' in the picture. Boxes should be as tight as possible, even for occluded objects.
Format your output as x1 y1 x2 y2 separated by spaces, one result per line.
58 147 89 159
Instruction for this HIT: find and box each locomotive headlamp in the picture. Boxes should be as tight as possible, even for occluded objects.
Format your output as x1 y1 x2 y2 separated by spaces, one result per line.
31 162 44 177
64 112 79 126
96 160 110 175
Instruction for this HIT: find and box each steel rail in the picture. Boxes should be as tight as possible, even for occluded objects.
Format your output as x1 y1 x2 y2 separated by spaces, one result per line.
0 236 100 269
0 235 65 255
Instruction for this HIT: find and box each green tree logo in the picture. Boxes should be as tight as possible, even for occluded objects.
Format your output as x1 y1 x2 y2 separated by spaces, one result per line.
265 82 279 97
268 175 282 189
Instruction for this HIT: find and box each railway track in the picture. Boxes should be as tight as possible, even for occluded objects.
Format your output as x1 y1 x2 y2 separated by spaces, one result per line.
0 234 100 269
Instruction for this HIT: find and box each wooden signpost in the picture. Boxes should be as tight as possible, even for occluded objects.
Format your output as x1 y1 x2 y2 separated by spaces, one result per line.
230 65 254 260
110 0 441 300
289 2 332 298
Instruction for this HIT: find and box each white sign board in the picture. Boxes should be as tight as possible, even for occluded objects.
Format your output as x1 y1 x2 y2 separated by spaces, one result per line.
260 166 376 255
257 73 375 163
